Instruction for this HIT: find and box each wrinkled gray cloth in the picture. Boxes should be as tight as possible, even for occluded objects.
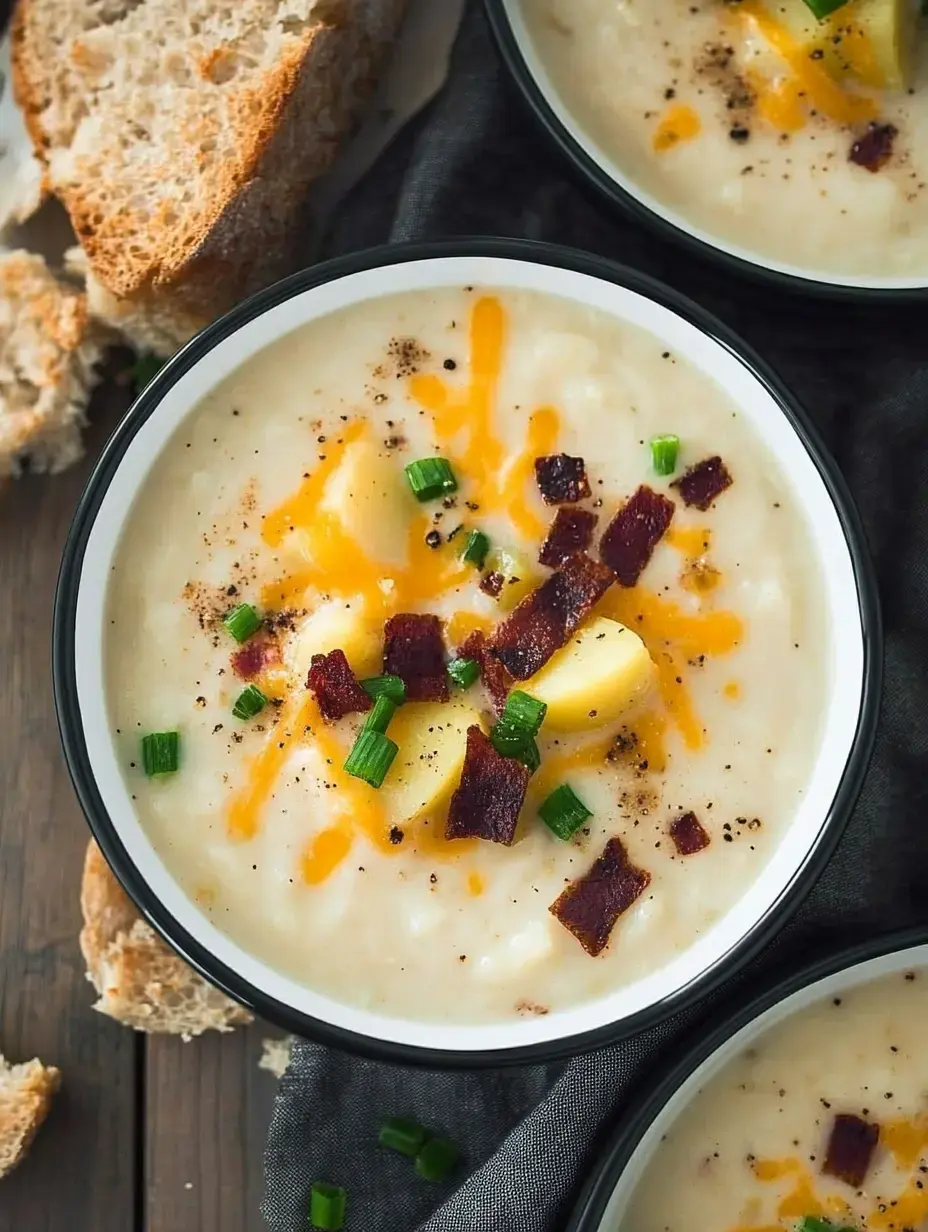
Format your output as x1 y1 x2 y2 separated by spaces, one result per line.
263 5 928 1230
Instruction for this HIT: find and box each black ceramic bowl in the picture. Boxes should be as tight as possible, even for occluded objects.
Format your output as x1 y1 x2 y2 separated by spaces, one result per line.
54 239 880 1066
484 0 928 302
566 928 928 1230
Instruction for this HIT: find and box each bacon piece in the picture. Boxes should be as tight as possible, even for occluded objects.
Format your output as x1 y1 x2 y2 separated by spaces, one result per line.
459 630 511 715
445 726 531 845
231 634 281 680
383 613 449 702
823 1114 879 1189
480 571 504 599
670 811 710 856
307 650 372 721
534 454 591 505
549 837 651 956
849 122 897 173
671 456 733 511
599 485 675 587
538 508 599 568
490 553 615 680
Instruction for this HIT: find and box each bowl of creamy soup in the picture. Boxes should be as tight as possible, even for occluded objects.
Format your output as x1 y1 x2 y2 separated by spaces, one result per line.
488 0 928 293
54 240 879 1062
567 930 928 1232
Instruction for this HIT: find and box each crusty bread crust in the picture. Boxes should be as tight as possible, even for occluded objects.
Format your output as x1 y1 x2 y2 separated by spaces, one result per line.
12 0 408 341
0 249 104 477
80 840 253 1038
0 1053 60 1180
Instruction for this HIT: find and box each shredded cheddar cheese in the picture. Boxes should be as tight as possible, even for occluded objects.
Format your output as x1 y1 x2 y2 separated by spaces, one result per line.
652 103 702 152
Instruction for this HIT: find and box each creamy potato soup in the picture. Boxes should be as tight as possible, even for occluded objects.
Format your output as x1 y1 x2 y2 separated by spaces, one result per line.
521 0 928 280
107 287 826 1024
625 968 928 1232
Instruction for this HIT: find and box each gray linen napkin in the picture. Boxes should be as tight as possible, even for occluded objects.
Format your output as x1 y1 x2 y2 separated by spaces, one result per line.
263 5 928 1229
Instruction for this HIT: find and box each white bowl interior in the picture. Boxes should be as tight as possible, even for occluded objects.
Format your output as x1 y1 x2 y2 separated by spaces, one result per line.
500 0 928 294
73 255 865 1053
594 941 928 1229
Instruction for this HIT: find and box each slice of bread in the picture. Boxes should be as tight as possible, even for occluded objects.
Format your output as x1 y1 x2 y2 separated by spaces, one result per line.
0 1053 60 1180
0 34 45 232
12 0 408 349
80 840 253 1038
259 1035 294 1078
0 248 103 477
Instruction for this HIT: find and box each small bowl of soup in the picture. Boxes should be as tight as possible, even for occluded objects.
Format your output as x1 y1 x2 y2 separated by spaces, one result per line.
568 929 928 1231
54 240 879 1063
487 0 928 294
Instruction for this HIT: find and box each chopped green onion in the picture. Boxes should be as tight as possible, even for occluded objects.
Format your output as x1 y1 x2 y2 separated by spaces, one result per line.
405 457 458 502
309 1182 346 1231
361 674 406 705
540 783 593 841
363 695 397 735
141 731 179 777
232 684 268 721
447 657 480 690
460 529 490 568
489 720 540 772
797 1219 856 1232
649 434 680 477
131 351 165 394
800 0 847 17
222 602 261 644
415 1138 460 1183
501 690 547 739
344 730 398 788
378 1116 428 1157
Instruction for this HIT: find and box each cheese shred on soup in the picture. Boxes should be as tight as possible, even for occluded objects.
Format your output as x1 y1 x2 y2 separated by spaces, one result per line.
107 287 826 1023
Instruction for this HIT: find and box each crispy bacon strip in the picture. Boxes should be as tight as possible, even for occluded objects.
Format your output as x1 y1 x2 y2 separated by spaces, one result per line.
459 630 511 716
823 1114 879 1190
538 508 599 568
445 726 531 845
232 634 281 681
671 456 733 511
306 650 372 721
849 122 897 173
550 837 651 956
534 454 591 505
490 553 615 680
670 811 710 856
383 613 449 702
599 485 675 587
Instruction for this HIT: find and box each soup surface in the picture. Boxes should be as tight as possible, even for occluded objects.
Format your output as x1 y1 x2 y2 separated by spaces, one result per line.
626 966 928 1231
107 286 826 1023
520 0 928 280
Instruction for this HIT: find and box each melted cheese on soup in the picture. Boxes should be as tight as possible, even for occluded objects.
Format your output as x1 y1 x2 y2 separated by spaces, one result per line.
106 287 826 1023
625 969 928 1232
521 0 928 280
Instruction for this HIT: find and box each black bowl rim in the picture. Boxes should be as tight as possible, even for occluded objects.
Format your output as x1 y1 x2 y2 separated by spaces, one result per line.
565 925 928 1231
483 0 928 304
53 236 882 1068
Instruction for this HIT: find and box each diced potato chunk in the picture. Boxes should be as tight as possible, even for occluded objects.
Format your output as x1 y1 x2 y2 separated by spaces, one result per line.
524 616 655 731
286 600 382 680
491 547 540 612
320 437 413 566
383 700 484 825
770 0 914 91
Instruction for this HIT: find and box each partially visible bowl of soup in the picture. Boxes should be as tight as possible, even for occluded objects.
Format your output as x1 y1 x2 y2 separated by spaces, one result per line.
488 0 928 293
568 931 928 1231
54 240 878 1063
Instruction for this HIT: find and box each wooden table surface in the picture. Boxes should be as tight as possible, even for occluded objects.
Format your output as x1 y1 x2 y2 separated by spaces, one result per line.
0 379 280 1232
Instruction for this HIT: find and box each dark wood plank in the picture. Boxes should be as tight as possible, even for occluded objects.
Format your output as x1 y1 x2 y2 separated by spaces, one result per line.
145 1023 281 1232
0 383 139 1232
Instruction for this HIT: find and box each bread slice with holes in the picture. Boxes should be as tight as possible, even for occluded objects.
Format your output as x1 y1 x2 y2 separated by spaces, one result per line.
12 0 407 352
80 839 253 1037
0 248 104 478
0 1052 60 1180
